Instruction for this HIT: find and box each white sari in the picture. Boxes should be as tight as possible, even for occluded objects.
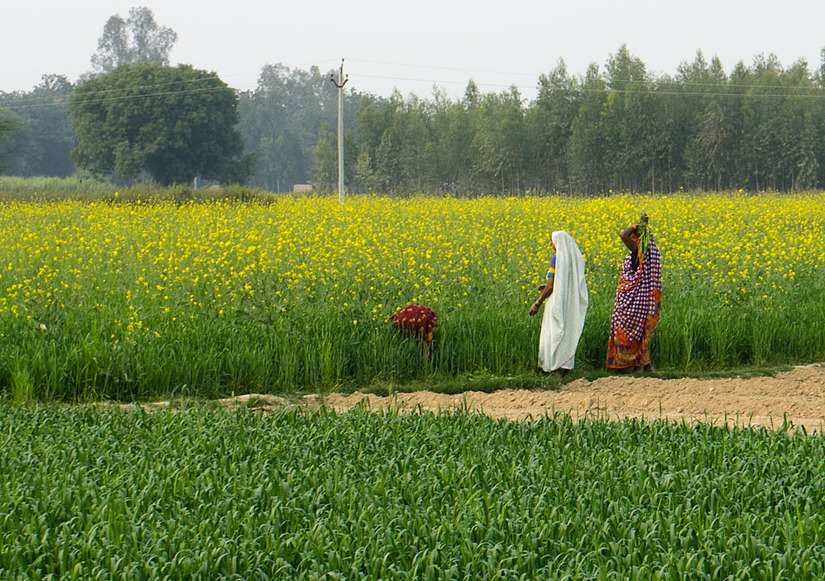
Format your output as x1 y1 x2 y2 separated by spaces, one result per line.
538 231 589 372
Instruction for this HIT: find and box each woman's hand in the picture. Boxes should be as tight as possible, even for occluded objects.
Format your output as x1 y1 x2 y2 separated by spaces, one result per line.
531 276 554 315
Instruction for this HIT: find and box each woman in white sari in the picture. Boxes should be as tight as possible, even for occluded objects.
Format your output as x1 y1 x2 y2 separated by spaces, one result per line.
528 231 589 374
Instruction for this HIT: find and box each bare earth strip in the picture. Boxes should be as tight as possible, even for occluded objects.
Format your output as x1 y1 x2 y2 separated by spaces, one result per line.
211 363 825 433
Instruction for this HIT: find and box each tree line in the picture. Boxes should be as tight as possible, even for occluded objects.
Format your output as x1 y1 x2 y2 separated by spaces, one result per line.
314 46 825 195
3 11 825 195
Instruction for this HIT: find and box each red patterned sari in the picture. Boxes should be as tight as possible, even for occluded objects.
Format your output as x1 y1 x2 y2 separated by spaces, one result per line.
606 234 662 369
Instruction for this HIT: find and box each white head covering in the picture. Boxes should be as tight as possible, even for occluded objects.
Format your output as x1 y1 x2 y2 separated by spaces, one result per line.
538 231 589 371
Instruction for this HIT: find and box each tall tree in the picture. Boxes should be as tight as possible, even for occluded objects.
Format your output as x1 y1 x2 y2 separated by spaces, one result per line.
0 109 18 136
679 52 730 190
526 59 579 193
372 92 414 193
778 60 819 190
568 64 608 194
69 64 250 185
238 63 364 190
17 75 76 177
312 123 337 191
472 87 526 194
738 55 784 191
91 7 177 74
427 88 475 193
602 45 651 192
355 95 394 192
0 108 23 172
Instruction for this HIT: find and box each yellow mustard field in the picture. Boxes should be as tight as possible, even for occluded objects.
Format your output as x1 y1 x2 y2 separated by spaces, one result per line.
0 192 823 400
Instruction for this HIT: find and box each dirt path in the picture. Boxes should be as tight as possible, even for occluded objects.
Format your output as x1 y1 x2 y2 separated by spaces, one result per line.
216 363 825 433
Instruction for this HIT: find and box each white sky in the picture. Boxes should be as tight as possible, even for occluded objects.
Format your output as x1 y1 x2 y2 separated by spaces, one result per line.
4 0 825 102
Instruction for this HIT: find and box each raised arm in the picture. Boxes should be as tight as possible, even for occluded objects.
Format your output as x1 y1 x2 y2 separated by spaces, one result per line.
620 224 639 253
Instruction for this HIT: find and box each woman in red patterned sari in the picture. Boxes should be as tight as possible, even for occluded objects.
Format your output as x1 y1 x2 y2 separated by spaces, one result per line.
606 214 662 372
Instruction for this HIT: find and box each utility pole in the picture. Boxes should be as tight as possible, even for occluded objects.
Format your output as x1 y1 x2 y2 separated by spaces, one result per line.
330 59 348 204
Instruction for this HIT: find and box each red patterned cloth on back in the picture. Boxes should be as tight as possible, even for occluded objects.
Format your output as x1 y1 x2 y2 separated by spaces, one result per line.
388 304 438 344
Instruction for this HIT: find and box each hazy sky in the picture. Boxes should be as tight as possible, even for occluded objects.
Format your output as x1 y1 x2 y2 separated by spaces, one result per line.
5 0 825 101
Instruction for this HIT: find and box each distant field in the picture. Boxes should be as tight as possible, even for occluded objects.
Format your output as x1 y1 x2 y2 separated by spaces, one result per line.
2 405 824 578
0 191 823 401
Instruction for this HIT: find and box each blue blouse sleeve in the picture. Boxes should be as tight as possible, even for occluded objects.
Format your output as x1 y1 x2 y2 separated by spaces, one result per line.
546 254 556 278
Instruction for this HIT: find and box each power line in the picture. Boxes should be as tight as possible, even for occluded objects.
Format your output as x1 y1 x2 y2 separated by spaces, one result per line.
348 57 825 93
1 77 236 111
348 58 538 79
350 72 825 100
4 65 825 114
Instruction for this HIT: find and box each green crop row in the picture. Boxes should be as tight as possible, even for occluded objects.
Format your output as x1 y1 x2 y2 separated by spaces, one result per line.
1 405 824 579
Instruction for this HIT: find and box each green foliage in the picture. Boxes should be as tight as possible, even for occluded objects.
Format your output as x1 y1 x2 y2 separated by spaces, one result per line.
2 406 825 578
90 7 177 73
8 47 825 195
0 108 19 136
69 63 250 186
0 176 276 204
636 211 650 254
0 175 113 198
0 108 24 172
311 123 337 192
0 75 76 178
236 47 825 196
238 63 362 192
